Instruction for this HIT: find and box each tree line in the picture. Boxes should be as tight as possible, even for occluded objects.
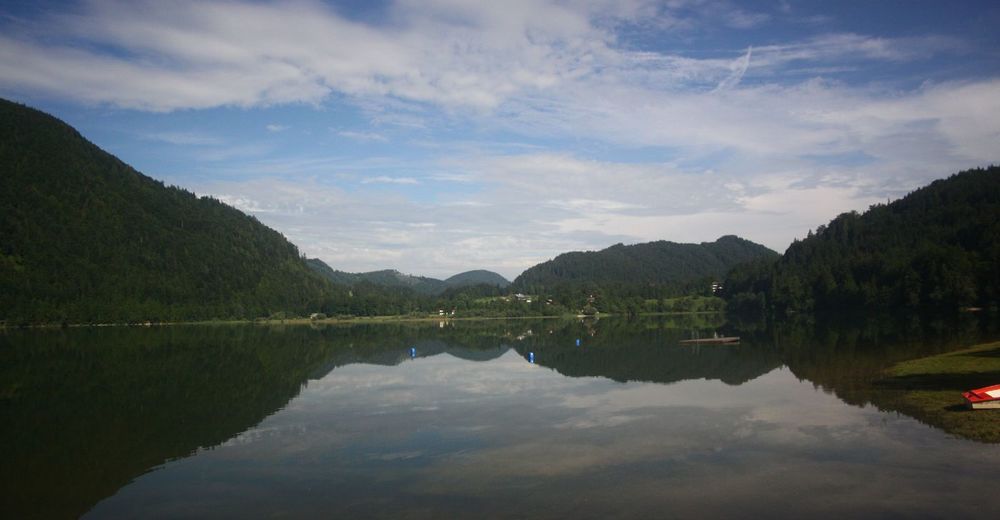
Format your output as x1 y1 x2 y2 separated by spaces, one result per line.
724 166 1000 315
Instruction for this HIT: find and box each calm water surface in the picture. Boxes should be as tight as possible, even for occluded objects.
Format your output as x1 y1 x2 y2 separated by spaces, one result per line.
2 315 999 518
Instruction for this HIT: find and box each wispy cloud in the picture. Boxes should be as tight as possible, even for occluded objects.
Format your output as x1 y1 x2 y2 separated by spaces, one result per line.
714 46 752 91
143 131 223 146
337 130 388 142
0 1 955 114
0 0 613 111
722 8 770 29
361 176 420 185
749 33 965 69
189 150 876 278
1 0 995 278
429 172 477 183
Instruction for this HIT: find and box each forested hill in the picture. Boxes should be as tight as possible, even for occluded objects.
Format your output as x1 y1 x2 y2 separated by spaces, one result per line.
0 99 336 324
724 166 1000 314
445 270 510 288
306 259 509 295
513 236 778 290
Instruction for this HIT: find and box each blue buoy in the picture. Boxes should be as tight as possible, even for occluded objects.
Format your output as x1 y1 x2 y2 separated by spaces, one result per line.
576 338 581 346
409 347 416 358
529 352 535 363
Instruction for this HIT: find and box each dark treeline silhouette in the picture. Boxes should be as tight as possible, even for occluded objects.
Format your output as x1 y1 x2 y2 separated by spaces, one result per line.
0 99 338 324
514 235 778 293
724 166 1000 315
305 259 510 296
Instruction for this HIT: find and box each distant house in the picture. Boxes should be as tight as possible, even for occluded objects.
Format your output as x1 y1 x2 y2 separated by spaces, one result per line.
711 282 723 294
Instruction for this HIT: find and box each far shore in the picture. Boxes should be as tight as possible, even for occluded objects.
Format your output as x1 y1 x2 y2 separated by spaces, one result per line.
0 310 727 330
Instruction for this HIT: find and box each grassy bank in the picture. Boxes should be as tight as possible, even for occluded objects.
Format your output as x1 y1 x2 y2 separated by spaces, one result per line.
875 341 1000 443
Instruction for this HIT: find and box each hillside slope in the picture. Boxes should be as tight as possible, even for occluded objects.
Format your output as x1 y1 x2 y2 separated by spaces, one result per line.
724 166 1000 313
0 99 334 324
513 235 778 290
307 259 509 295
306 260 447 294
444 270 510 289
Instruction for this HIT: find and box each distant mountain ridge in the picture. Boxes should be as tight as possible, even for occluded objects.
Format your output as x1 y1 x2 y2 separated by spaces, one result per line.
444 269 511 288
513 235 779 289
306 259 510 295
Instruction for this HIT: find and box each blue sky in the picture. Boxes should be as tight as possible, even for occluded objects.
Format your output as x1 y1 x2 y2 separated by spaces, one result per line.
1 0 998 279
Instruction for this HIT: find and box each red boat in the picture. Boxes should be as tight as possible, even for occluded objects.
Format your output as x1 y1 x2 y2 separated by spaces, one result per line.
963 384 1000 409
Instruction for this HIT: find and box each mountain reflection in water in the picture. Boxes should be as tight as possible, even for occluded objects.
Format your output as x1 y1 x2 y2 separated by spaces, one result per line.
1 314 999 518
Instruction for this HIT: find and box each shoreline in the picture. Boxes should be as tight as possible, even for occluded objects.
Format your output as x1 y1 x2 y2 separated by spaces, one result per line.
0 310 728 330
875 341 1000 443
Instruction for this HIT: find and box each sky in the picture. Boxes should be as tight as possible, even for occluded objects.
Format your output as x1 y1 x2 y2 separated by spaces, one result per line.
1 0 998 280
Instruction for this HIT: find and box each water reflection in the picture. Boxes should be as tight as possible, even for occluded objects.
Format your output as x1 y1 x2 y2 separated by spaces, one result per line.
510 321 783 385
0 324 509 518
0 314 998 518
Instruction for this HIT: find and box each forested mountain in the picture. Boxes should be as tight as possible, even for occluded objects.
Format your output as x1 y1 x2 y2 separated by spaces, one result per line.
303 258 358 286
724 166 1000 314
445 270 510 288
305 259 446 294
306 259 509 295
513 235 778 292
354 269 447 294
0 99 337 324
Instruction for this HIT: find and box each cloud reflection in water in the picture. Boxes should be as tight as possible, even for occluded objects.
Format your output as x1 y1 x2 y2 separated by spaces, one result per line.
87 349 1000 519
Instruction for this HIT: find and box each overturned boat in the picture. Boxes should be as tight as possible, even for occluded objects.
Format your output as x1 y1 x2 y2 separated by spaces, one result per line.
963 384 1000 409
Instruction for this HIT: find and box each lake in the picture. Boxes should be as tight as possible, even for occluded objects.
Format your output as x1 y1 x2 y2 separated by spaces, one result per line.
2 314 1000 518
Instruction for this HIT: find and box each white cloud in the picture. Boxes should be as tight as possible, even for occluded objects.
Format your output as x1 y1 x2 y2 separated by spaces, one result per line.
723 8 770 29
546 199 647 212
1 0 995 277
361 176 420 185
1 1 986 168
191 151 879 278
495 73 1000 175
714 45 752 91
0 0 617 111
337 130 388 142
143 131 223 146
0 1 951 114
429 172 477 183
214 195 280 214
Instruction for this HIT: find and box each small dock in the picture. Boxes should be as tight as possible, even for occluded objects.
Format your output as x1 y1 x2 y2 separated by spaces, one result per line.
679 336 740 345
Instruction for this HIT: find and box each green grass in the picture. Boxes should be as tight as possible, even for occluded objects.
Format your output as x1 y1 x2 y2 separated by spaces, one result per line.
875 341 1000 443
890 341 1000 377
